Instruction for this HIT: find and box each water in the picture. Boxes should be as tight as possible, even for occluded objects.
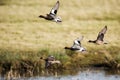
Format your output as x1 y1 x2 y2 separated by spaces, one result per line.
0 69 120 80
10 69 120 80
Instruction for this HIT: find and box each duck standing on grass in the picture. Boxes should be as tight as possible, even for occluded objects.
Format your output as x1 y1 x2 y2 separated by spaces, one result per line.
88 26 108 45
64 36 86 52
39 1 62 22
40 55 61 69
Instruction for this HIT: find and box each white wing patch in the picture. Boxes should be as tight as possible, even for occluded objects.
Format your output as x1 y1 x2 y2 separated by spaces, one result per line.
51 9 55 14
74 40 79 45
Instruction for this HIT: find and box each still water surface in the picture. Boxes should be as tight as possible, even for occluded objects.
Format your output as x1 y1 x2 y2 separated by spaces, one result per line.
0 69 120 80
20 69 120 80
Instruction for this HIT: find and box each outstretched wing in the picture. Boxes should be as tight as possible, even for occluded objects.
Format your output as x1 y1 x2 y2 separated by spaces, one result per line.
97 26 107 41
47 55 55 61
73 36 84 48
99 26 107 35
78 36 84 41
50 1 59 15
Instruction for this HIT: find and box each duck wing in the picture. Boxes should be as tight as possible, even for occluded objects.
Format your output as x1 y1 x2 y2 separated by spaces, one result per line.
96 26 107 41
49 1 59 15
47 56 55 61
78 36 84 41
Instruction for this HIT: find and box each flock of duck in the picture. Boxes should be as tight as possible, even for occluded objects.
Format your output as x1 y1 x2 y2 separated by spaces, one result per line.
39 1 108 68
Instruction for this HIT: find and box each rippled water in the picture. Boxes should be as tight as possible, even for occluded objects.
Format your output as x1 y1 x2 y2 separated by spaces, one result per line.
10 69 119 80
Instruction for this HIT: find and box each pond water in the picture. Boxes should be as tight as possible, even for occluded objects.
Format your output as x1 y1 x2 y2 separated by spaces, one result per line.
0 68 120 80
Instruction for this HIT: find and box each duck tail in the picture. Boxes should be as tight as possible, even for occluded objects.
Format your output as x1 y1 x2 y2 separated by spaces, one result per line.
88 40 96 43
64 47 71 49
39 15 46 18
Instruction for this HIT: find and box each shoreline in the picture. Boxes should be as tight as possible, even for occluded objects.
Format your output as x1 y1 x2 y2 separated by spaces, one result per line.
0 48 120 77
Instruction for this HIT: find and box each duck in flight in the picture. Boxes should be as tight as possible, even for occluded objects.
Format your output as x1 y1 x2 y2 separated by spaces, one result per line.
88 26 108 45
40 55 61 69
39 1 62 22
64 36 86 52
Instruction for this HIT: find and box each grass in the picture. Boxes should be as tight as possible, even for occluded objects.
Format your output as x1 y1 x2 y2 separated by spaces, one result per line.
0 0 120 74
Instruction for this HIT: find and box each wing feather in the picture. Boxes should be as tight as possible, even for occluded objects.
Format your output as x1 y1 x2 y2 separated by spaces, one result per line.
50 1 59 15
97 26 107 41
98 26 107 35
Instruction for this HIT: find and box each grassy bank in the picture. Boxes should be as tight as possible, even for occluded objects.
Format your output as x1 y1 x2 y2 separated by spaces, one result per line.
0 46 120 77
0 0 120 76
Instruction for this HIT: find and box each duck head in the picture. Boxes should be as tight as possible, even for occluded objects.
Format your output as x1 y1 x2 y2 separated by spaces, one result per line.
54 16 62 22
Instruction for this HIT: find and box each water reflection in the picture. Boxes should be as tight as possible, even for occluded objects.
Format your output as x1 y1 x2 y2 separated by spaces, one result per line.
26 69 120 80
0 68 120 80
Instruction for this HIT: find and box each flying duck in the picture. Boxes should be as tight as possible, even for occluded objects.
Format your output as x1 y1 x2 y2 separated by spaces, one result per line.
88 26 108 45
39 1 62 22
64 36 86 52
40 55 61 69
